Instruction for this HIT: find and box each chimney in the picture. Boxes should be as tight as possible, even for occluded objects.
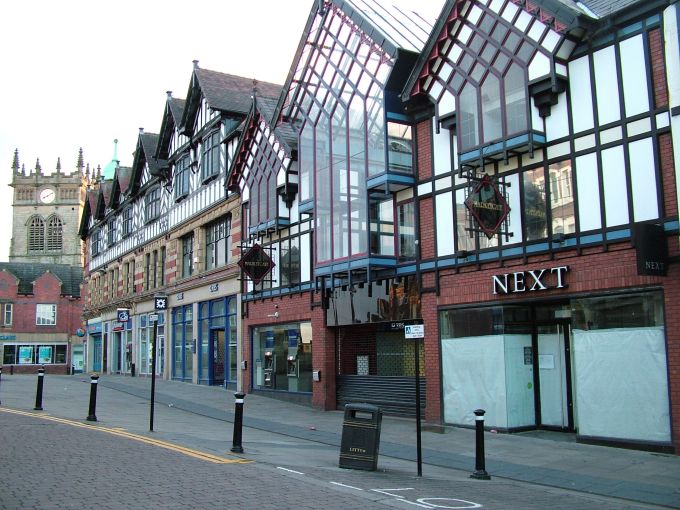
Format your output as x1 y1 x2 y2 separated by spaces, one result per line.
193 59 199 69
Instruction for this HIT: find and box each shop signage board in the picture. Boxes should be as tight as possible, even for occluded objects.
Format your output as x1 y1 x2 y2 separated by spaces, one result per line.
117 308 130 322
464 175 510 239
239 243 275 285
492 266 569 294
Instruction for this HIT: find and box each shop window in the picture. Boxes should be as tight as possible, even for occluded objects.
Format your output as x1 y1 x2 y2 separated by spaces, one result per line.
36 304 57 326
280 237 301 287
548 160 575 235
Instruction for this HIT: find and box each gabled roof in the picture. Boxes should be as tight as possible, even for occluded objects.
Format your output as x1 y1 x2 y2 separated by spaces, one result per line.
401 0 653 101
227 95 296 193
100 180 114 210
156 95 186 161
0 263 83 297
78 189 97 238
130 131 161 194
273 0 436 124
180 64 282 137
115 166 133 196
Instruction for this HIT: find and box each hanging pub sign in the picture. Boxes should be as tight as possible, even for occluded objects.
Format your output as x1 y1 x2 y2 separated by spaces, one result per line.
464 174 510 239
239 243 275 285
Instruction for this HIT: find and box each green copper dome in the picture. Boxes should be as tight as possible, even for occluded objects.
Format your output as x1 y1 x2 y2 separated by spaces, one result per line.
102 139 119 180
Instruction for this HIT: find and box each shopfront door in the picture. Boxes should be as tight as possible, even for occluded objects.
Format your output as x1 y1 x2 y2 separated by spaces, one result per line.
210 330 225 386
536 322 573 430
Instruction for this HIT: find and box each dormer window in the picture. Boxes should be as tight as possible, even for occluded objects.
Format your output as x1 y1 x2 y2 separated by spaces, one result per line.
122 206 133 238
201 130 220 182
107 218 116 247
174 156 190 200
145 186 161 223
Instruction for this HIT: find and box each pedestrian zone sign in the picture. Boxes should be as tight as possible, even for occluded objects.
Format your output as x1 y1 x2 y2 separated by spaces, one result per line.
405 324 425 339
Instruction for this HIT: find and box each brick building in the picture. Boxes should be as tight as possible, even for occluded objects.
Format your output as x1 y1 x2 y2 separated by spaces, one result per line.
0 264 84 374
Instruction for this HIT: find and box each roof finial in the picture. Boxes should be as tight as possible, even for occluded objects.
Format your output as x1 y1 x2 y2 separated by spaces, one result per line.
35 158 42 175
166 90 173 99
11 149 19 173
56 157 62 174
77 147 84 171
193 59 199 69
21 163 26 176
113 139 119 163
86 163 91 180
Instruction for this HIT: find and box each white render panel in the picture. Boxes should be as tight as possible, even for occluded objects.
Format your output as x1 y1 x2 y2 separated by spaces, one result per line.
545 92 569 140
626 117 652 138
593 45 621 126
528 51 551 81
435 176 452 191
547 141 570 160
664 4 680 215
574 134 596 152
656 112 670 130
575 153 601 231
600 126 623 145
300 232 311 282
620 35 650 118
601 145 629 227
433 120 453 176
515 10 532 32
629 137 660 222
435 191 455 256
418 182 433 196
569 55 595 133
527 19 547 43
501 2 519 23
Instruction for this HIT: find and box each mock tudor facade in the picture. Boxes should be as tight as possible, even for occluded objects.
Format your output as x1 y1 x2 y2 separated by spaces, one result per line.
79 0 680 454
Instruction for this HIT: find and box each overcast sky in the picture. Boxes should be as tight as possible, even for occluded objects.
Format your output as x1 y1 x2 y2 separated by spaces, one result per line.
0 0 444 262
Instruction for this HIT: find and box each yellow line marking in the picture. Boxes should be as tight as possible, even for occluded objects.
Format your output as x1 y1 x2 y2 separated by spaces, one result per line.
0 407 251 465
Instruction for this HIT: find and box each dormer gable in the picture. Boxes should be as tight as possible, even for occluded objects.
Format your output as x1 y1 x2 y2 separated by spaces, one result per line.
32 270 63 299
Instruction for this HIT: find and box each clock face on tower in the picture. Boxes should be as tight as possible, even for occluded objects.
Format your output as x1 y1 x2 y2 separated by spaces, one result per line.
39 188 56 204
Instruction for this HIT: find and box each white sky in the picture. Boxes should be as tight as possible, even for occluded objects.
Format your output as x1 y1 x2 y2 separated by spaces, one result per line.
0 0 444 262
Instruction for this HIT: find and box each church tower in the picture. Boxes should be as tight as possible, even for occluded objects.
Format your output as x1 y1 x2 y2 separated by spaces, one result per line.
9 148 90 265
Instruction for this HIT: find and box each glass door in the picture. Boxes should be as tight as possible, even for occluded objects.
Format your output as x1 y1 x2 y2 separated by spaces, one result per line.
536 323 573 430
210 330 225 386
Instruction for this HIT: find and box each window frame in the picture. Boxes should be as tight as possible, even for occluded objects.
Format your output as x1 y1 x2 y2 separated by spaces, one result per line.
36 304 57 326
122 206 133 238
200 130 221 182
3 303 13 326
145 186 161 223
174 156 191 201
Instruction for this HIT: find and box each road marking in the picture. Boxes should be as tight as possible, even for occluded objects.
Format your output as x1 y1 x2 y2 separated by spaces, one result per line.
330 482 364 491
417 498 482 509
372 488 414 498
0 407 250 465
277 467 305 475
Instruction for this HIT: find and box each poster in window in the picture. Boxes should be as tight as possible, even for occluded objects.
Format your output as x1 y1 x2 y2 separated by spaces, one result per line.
19 346 33 364
38 346 52 364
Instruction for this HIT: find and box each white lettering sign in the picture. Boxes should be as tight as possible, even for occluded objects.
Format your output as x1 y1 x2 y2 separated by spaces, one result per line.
492 266 569 295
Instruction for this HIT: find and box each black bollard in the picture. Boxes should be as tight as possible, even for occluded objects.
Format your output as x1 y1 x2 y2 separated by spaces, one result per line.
0 366 3 405
470 408 491 479
34 367 45 411
86 374 100 422
230 392 245 453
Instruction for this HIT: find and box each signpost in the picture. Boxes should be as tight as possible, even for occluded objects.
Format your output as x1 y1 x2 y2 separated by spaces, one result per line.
404 321 425 477
150 296 167 432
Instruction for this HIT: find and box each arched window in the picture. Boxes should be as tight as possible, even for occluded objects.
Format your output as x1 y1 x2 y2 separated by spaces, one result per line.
28 216 45 252
46 216 64 251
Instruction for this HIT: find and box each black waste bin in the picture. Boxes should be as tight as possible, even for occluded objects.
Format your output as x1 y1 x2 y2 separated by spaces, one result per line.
339 403 382 471
131 363 136 377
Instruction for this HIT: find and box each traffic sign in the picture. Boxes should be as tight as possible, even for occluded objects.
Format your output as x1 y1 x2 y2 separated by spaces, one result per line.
404 324 425 339
117 308 130 323
149 314 159 322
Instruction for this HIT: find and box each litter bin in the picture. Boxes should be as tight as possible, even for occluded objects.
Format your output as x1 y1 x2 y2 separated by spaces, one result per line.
339 403 382 471
131 363 136 377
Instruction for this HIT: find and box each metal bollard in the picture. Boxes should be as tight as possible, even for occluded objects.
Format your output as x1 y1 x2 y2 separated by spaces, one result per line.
470 408 491 480
34 367 46 411
86 374 100 422
230 392 245 453
0 366 3 405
